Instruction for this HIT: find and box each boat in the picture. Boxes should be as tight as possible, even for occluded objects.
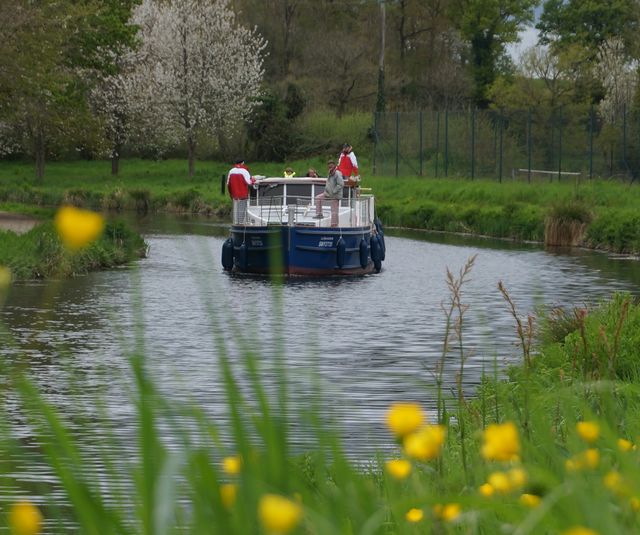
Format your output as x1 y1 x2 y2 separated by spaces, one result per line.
221 176 386 276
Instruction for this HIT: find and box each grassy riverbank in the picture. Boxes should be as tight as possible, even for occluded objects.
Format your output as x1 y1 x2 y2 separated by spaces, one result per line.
0 220 147 281
2 158 640 252
1 261 639 533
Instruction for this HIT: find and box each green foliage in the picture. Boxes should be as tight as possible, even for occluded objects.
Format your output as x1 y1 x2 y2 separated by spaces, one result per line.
547 199 593 225
449 0 537 107
586 209 640 253
246 91 300 162
537 0 639 55
3 275 640 533
297 111 373 157
4 159 640 253
0 220 146 280
537 294 640 381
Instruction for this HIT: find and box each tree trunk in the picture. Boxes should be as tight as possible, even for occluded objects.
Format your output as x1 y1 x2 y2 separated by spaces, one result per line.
34 127 45 183
187 136 196 177
111 145 121 175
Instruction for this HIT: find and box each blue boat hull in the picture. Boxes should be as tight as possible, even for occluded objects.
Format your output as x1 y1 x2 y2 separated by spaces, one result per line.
225 225 380 276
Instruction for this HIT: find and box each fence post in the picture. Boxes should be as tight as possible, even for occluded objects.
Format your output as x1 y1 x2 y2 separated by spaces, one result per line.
498 110 503 183
435 110 440 178
527 108 532 184
623 102 627 180
444 108 449 177
558 107 563 182
373 112 378 175
419 110 424 176
471 107 476 180
395 111 399 177
589 104 594 180
221 174 226 195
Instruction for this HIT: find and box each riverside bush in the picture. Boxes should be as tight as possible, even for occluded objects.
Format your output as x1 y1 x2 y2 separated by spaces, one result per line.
0 221 146 280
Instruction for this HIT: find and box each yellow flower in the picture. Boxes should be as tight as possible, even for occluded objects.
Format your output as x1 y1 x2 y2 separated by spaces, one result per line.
519 493 541 508
604 471 630 497
481 422 520 462
403 425 446 461
561 527 599 535
576 421 600 444
258 494 302 534
479 483 495 497
385 459 412 480
405 508 424 523
507 467 527 489
386 403 424 438
630 497 640 511
565 449 600 472
0 266 11 290
433 503 461 522
220 483 237 508
617 438 635 452
223 455 242 475
488 471 512 494
54 205 105 250
9 501 42 535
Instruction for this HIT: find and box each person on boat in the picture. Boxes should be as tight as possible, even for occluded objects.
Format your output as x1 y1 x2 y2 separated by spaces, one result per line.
337 143 360 187
305 168 319 178
284 167 296 178
226 158 255 223
314 160 343 227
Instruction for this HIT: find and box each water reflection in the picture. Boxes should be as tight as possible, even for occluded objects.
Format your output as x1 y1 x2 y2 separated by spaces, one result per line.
1 217 640 505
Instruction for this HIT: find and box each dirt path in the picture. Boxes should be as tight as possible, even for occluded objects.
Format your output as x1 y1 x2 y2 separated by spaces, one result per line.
0 211 40 234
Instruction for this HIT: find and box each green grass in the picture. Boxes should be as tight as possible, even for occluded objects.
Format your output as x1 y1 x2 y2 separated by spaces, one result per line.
0 220 147 280
2 158 640 252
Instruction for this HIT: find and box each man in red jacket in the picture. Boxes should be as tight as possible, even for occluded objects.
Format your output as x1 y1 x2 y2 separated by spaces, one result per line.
226 158 255 223
337 143 360 187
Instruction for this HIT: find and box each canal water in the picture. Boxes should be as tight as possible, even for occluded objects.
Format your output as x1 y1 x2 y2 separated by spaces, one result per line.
1 215 640 502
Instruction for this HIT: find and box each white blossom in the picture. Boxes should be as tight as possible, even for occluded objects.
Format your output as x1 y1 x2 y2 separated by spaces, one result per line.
594 38 638 125
130 0 265 171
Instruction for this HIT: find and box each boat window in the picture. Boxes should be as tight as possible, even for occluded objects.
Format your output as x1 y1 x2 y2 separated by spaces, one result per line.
258 183 324 205
259 184 284 199
283 184 319 205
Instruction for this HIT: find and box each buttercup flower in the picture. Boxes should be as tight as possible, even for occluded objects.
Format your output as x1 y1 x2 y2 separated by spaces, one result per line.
403 424 446 461
54 206 105 250
487 471 511 494
561 527 599 535
565 449 599 471
385 459 412 480
9 501 42 535
617 438 635 452
576 421 600 444
479 483 495 497
220 483 237 508
386 403 424 438
405 508 424 523
508 467 527 488
223 455 242 475
481 422 520 462
519 493 541 508
258 494 302 534
604 471 630 497
630 497 640 511
433 503 461 522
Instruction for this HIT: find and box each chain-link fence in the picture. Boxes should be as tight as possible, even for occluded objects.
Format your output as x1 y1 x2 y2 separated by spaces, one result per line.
372 108 640 182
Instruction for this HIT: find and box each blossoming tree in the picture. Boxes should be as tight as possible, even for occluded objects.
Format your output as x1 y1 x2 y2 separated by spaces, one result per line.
131 0 265 176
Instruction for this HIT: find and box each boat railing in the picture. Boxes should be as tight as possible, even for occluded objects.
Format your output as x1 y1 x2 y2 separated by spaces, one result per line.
233 190 374 226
